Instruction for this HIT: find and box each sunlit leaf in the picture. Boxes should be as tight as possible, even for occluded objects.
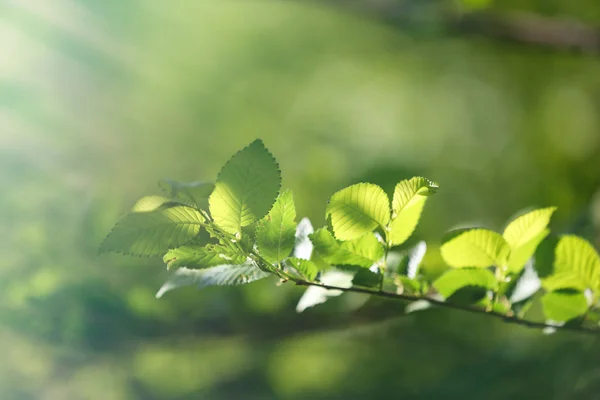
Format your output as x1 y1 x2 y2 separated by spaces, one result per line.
255 189 296 264
100 205 204 256
156 262 270 298
503 207 556 274
541 290 589 322
507 229 550 274
326 183 390 241
209 139 281 235
287 257 318 281
295 270 354 312
503 207 556 249
434 268 497 298
310 228 384 268
159 179 215 210
388 177 438 246
163 244 246 270
131 195 171 212
440 229 510 268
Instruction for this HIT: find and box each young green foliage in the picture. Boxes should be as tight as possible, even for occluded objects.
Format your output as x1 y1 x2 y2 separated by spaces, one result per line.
310 228 384 268
388 177 438 246
255 189 297 264
100 203 205 256
326 183 390 241
441 229 510 268
163 243 246 270
100 138 600 335
209 139 281 236
434 268 497 298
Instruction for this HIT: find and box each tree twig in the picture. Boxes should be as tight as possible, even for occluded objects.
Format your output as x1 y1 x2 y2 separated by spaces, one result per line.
291 279 600 336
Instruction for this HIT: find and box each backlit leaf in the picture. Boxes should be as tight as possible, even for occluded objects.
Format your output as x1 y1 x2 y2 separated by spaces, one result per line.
326 183 390 241
541 290 588 322
100 205 204 256
388 177 438 246
255 189 297 264
163 244 246 270
503 207 557 249
287 257 318 281
310 228 384 268
209 139 281 235
434 268 497 298
440 229 510 268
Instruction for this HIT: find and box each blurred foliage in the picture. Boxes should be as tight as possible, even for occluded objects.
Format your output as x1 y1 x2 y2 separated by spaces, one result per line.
1 0 600 398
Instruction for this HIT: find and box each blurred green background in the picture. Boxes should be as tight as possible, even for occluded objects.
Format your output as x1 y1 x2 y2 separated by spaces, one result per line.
2 1 600 399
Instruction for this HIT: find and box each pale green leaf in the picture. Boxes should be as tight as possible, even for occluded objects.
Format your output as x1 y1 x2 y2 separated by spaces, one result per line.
440 229 510 268
131 195 171 212
100 205 204 256
159 179 214 210
156 262 270 298
388 177 438 246
542 272 589 292
434 268 497 298
295 270 354 312
255 189 297 264
553 235 600 293
503 207 557 249
310 228 384 268
209 139 281 235
541 291 588 322
326 183 390 241
163 244 246 270
507 229 550 274
287 257 318 281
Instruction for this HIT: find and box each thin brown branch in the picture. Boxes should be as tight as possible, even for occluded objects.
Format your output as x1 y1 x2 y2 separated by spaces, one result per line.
291 279 600 336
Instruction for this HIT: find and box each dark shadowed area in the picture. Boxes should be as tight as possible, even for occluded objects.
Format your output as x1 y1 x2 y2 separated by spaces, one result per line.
1 1 600 399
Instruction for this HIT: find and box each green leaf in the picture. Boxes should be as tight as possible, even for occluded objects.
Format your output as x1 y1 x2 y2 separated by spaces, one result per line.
100 205 204 256
507 229 550 274
131 195 171 212
310 228 384 268
434 268 497 298
209 139 281 235
503 207 557 249
326 183 390 241
539 235 600 293
503 207 556 274
287 257 318 281
440 229 510 268
255 189 297 264
554 235 600 293
155 262 270 298
295 270 354 312
163 244 246 270
388 177 438 246
159 179 215 210
541 290 589 322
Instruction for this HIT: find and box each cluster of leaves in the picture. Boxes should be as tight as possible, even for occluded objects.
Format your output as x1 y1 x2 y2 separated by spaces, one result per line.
100 140 600 332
